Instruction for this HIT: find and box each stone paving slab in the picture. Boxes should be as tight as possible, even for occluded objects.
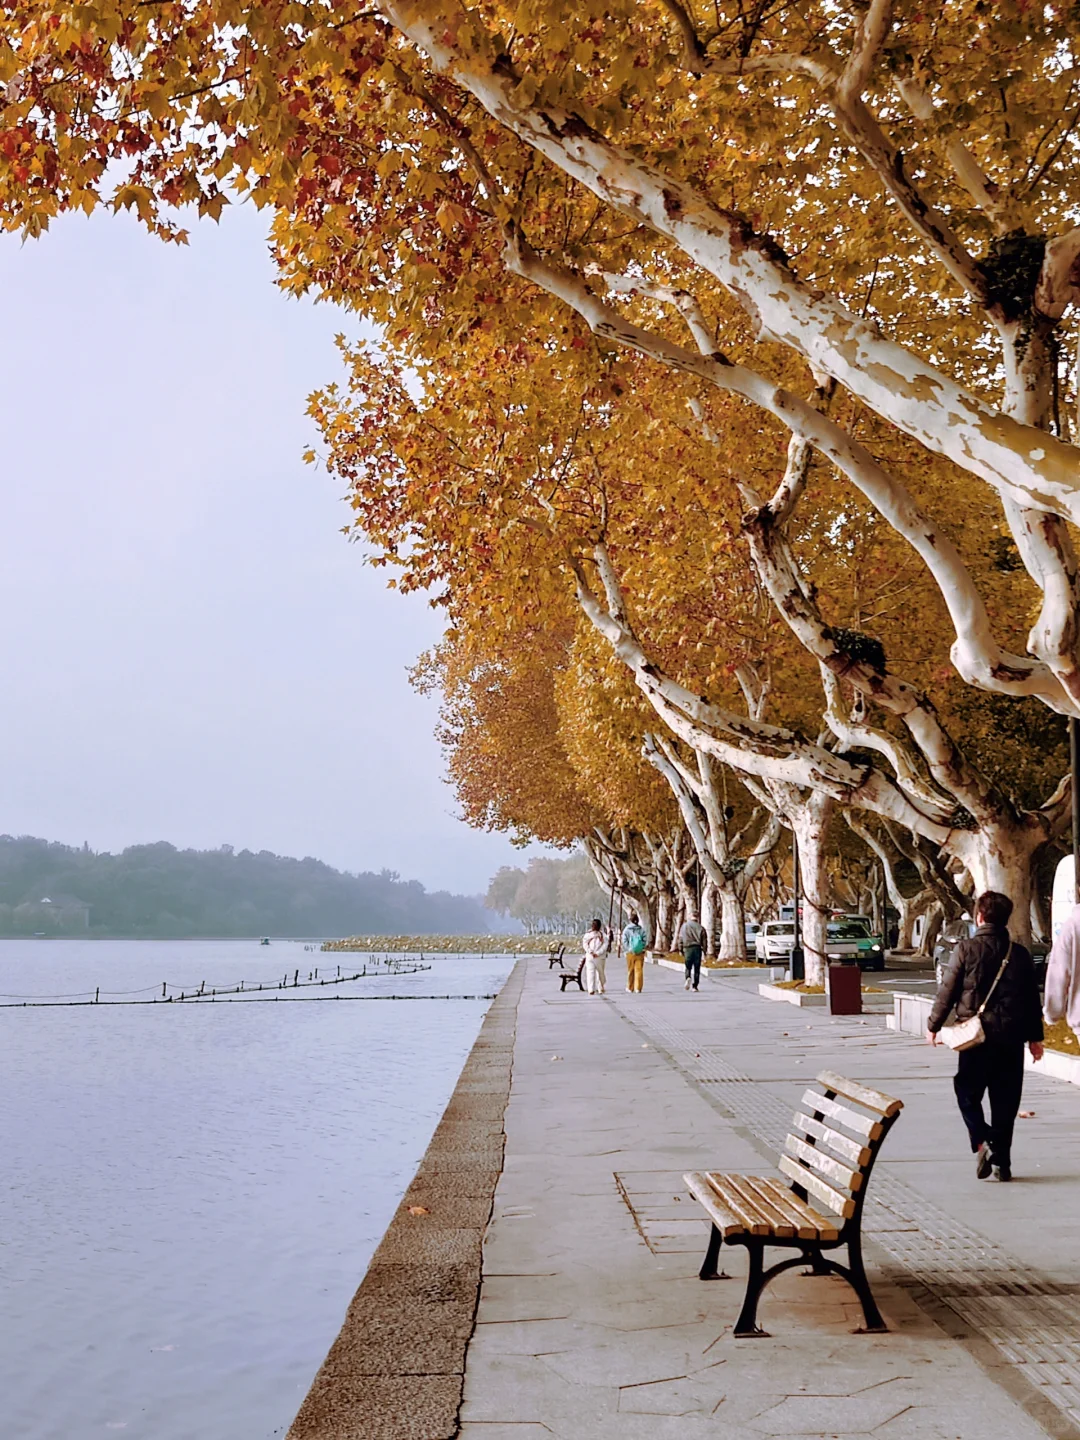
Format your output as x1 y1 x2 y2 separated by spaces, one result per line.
459 959 1080 1439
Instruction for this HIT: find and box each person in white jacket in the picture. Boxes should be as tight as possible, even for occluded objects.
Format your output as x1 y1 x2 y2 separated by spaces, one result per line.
582 918 608 995
1044 905 1080 1034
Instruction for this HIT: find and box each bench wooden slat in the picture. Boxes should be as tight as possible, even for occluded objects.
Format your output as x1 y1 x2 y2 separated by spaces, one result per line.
707 1174 772 1235
817 1069 902 1118
753 1179 841 1242
683 1170 747 1238
721 1175 795 1237
800 1090 883 1142
785 1134 864 1192
793 1113 873 1169
734 1177 803 1238
779 1154 856 1218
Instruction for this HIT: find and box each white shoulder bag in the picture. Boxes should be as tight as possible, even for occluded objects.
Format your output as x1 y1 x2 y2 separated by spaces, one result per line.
939 945 1013 1051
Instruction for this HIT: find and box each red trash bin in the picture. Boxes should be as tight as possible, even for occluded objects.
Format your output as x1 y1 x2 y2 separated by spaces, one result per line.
827 962 862 1015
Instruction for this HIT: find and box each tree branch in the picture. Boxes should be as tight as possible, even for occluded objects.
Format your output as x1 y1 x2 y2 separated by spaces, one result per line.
570 540 955 844
509 237 1073 711
380 0 1080 522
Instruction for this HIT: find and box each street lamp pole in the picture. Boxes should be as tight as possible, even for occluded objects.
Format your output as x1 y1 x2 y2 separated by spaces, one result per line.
1072 717 1080 905
790 830 804 982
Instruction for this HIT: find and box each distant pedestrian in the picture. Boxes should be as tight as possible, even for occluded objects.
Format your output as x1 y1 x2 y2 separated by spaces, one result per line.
582 918 607 995
927 890 1044 1182
678 916 707 991
622 911 648 993
1044 903 1080 1037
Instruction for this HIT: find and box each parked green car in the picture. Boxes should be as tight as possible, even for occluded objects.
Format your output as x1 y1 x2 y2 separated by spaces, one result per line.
828 915 886 971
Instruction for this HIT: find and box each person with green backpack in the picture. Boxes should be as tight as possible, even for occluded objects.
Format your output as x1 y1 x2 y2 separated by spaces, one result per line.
622 911 649 993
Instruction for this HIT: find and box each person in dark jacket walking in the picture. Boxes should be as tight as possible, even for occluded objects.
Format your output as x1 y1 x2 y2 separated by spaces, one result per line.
926 890 1044 1181
677 916 707 991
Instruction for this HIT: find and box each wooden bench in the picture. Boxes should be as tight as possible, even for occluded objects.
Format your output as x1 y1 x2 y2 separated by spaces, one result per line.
554 955 586 992
547 943 567 969
684 1069 902 1337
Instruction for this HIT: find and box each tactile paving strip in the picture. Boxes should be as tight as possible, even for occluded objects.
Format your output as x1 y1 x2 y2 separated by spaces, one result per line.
615 998 1080 1430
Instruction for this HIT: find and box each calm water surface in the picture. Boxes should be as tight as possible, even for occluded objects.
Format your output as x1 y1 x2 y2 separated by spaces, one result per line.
0 939 513 1440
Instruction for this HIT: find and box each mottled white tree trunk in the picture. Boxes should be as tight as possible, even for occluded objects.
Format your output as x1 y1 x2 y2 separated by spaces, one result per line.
793 793 836 987
701 878 718 955
952 824 1041 947
919 902 945 958
717 887 747 962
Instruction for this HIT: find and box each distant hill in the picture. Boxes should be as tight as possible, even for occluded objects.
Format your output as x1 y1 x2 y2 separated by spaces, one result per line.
0 835 494 938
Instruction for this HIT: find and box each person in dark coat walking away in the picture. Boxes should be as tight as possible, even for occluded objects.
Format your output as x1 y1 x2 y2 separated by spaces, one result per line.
677 916 707 991
926 890 1044 1181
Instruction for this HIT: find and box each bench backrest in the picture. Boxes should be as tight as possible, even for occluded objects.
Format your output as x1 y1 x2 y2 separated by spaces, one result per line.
779 1070 902 1223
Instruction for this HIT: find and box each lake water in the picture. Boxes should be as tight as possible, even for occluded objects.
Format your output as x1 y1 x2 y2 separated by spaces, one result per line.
0 939 514 1440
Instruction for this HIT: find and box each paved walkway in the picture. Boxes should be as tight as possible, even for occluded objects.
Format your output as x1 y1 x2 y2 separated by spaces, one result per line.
458 958 1080 1439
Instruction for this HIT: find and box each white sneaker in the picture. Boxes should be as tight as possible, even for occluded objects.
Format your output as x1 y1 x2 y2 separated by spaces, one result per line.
626 986 633 992
684 978 691 990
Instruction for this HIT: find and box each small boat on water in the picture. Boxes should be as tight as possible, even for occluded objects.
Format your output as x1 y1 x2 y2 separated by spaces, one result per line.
259 937 271 946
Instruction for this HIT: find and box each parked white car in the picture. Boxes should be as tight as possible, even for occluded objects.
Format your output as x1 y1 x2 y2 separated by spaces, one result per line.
754 916 886 969
755 920 795 963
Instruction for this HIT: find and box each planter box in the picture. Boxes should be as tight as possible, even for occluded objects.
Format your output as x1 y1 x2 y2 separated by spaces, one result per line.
887 991 933 1036
860 992 896 1013
759 981 893 1012
889 991 1080 1086
1028 1045 1080 1086
758 982 827 1007
653 955 783 980
708 965 786 981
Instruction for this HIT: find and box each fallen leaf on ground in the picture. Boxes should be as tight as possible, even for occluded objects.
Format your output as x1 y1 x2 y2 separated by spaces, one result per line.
408 1206 431 1216
1018 1110 1036 1118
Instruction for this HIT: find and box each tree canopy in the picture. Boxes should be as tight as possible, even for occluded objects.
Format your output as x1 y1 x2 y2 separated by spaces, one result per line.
7 0 1080 972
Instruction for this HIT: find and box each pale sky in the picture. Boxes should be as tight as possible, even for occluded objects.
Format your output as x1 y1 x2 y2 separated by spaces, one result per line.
0 203 534 895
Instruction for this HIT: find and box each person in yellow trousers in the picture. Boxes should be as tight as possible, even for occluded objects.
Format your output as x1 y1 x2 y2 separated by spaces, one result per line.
622 912 649 993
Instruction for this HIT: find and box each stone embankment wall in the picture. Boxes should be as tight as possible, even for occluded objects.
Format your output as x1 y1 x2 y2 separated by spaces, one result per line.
287 960 524 1440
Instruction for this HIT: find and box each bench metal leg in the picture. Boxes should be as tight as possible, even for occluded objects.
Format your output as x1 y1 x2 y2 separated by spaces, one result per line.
802 1246 831 1277
843 1233 887 1333
798 1239 888 1334
709 1237 886 1338
734 1241 769 1336
698 1224 726 1280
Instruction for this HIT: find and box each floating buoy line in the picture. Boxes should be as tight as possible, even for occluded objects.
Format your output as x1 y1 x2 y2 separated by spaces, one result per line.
0 954 468 1009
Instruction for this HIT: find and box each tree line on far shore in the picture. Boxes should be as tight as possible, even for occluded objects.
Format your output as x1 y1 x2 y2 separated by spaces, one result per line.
0 835 495 938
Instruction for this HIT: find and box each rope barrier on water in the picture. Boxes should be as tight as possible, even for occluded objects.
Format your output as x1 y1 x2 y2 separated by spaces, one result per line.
0 956 437 1007
1 992 498 1008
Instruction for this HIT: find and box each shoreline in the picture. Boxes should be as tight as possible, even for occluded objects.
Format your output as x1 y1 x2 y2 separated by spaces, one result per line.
286 959 525 1439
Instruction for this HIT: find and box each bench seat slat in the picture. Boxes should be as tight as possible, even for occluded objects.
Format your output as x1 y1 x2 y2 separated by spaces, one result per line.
753 1179 840 1242
793 1113 872 1169
688 1172 843 1242
779 1154 856 1218
735 1177 809 1238
801 1090 883 1141
785 1134 863 1192
720 1174 795 1236
817 1069 902 1118
683 1171 748 1238
706 1174 772 1235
